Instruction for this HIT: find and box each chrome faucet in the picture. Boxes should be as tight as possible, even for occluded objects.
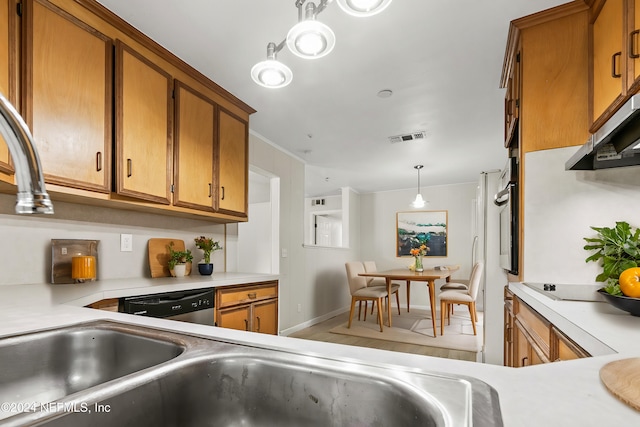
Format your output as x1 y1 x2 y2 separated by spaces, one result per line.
0 92 54 214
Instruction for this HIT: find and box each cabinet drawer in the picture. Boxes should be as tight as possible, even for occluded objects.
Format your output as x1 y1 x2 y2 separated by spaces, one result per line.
515 299 551 358
552 326 590 361
217 282 278 308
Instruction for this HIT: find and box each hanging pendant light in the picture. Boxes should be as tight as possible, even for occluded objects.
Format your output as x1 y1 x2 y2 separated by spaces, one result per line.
336 0 394 17
252 0 393 88
411 165 426 208
287 2 336 59
251 41 293 88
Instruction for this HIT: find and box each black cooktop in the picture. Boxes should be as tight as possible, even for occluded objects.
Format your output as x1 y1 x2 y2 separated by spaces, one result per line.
522 282 605 302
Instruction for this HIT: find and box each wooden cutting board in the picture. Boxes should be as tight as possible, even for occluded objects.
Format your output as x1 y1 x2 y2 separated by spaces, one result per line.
148 238 191 278
600 358 640 411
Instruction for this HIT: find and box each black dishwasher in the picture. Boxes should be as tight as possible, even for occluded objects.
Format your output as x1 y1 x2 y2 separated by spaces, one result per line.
120 288 215 326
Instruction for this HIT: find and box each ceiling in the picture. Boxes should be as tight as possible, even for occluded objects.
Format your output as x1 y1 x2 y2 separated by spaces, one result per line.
96 0 569 197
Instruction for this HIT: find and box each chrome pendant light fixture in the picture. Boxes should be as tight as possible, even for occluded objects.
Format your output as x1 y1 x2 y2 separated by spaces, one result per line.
336 0 394 17
251 41 293 88
411 165 426 208
287 1 336 59
251 0 393 88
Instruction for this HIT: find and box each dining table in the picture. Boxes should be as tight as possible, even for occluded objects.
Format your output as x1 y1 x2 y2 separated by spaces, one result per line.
359 267 458 337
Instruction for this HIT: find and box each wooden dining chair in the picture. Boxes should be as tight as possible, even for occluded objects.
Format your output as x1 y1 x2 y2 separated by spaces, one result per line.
345 262 388 332
440 277 470 315
362 261 401 316
439 261 484 336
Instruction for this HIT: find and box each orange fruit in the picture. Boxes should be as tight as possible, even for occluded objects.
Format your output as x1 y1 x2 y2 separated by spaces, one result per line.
619 267 640 298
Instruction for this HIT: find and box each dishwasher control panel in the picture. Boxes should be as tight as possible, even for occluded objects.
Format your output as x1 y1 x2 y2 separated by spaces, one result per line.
120 288 214 318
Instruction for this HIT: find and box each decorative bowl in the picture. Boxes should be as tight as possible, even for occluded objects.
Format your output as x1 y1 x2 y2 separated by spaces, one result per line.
598 288 640 316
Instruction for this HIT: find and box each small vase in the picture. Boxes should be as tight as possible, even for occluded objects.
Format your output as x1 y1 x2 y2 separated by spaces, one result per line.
415 256 424 272
172 263 187 277
198 263 214 276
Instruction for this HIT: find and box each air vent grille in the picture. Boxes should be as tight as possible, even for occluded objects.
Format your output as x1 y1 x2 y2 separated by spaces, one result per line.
388 131 428 144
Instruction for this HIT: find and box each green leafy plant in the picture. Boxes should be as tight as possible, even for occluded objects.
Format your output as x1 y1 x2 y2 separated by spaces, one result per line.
194 236 222 264
584 221 640 295
167 241 193 270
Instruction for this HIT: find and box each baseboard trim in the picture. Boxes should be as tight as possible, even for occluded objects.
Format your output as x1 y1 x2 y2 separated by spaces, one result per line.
280 306 349 336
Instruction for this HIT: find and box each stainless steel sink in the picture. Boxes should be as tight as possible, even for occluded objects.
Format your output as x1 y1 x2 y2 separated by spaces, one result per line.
0 322 503 427
0 321 186 421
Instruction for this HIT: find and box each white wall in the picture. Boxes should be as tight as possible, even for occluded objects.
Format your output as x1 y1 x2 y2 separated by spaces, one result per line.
524 147 640 284
249 133 361 332
359 182 478 309
237 201 272 274
0 194 225 286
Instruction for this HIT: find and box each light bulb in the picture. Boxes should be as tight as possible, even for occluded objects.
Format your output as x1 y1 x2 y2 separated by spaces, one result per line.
251 60 293 88
337 0 393 17
411 194 425 208
287 20 335 59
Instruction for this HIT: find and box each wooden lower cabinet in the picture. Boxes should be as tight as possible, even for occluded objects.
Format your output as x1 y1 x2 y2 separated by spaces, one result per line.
504 286 590 367
216 281 278 335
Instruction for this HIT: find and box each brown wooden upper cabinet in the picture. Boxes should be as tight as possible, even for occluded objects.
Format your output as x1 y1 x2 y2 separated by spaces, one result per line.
0 0 14 177
503 51 520 148
23 0 112 193
591 0 640 130
173 80 217 212
114 40 173 204
217 108 248 217
7 0 252 222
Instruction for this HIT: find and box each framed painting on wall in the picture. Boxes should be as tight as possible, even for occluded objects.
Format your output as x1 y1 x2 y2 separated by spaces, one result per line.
396 210 448 257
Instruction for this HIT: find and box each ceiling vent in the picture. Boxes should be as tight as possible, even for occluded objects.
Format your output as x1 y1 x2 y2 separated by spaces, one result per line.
388 131 428 144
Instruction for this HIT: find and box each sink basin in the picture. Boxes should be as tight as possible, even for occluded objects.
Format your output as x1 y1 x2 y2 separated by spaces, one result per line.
0 322 502 427
0 321 185 421
29 347 502 427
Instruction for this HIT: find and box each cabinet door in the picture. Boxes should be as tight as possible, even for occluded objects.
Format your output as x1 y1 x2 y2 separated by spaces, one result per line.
514 321 530 367
630 0 640 88
217 108 247 217
173 80 216 211
0 0 13 174
217 304 250 331
115 41 172 204
24 0 112 192
592 0 625 123
504 51 520 148
253 299 278 335
504 305 514 367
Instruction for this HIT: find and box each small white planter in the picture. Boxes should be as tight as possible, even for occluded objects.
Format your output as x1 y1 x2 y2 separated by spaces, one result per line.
171 264 187 277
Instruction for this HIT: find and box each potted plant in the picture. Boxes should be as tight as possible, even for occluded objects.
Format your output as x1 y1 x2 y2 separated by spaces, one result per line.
167 242 193 277
194 236 223 275
584 221 640 295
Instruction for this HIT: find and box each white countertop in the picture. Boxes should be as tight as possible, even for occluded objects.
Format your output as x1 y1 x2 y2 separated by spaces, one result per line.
0 277 639 426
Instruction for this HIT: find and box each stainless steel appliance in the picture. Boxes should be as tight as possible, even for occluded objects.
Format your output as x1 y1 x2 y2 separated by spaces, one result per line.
120 288 215 326
566 94 640 170
494 157 518 275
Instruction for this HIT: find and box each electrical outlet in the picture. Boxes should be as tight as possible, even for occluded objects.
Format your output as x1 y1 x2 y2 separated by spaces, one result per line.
120 234 133 252
61 247 67 255
297 304 302 313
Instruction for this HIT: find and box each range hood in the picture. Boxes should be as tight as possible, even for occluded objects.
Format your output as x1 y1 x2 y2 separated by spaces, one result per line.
566 94 640 170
